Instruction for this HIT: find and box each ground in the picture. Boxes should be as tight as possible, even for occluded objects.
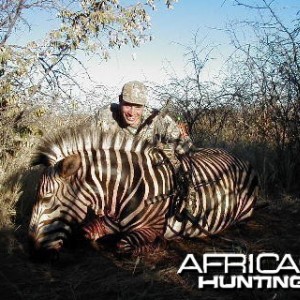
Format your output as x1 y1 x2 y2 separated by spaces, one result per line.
1 198 300 300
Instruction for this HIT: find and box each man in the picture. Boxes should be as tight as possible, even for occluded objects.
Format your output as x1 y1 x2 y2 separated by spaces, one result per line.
95 81 195 225
95 80 193 156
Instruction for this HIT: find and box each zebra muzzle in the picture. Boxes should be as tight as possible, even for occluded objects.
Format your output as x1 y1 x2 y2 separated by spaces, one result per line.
28 234 63 261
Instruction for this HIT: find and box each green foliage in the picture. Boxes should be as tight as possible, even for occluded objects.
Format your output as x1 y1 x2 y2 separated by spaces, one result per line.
0 0 178 107
54 1 152 55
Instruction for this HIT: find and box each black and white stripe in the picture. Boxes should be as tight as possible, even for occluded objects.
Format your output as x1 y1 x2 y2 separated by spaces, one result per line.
164 148 258 240
28 126 175 254
28 125 258 255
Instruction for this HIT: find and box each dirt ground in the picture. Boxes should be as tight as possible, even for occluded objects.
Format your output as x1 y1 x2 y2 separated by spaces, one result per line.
1 199 300 300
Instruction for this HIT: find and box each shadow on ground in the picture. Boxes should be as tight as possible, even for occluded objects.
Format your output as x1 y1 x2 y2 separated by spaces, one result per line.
2 164 300 299
1 198 300 300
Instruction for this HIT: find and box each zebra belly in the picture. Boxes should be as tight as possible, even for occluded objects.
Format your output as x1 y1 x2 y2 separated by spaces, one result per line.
164 149 258 240
164 188 255 240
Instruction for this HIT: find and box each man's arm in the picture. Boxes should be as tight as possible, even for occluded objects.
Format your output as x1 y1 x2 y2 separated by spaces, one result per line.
93 104 120 132
156 114 194 155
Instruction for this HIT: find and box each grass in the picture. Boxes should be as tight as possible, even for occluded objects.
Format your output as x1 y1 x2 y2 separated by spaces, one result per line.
1 106 300 299
1 201 300 299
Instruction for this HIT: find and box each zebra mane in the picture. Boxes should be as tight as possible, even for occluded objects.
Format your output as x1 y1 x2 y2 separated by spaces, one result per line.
31 123 152 167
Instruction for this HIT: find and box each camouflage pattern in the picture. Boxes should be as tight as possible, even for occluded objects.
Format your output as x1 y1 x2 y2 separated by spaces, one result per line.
121 81 147 105
94 103 193 155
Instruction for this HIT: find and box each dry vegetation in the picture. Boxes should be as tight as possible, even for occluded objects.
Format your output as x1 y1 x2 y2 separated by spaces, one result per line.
1 100 300 300
1 0 300 299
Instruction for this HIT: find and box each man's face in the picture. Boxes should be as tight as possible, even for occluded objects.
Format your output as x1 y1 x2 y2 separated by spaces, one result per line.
120 100 144 127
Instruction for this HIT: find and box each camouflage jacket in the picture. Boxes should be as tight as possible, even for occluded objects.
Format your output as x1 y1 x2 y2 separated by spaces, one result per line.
94 104 193 155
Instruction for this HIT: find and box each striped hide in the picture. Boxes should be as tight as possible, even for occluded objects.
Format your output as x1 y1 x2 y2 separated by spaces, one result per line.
164 148 258 239
28 125 258 256
28 125 175 255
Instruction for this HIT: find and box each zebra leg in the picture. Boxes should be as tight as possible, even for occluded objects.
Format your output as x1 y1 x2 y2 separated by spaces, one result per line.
117 227 161 255
83 216 119 241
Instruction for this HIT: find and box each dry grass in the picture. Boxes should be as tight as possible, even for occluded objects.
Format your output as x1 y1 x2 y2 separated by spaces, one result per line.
0 106 90 230
1 108 300 299
1 201 300 299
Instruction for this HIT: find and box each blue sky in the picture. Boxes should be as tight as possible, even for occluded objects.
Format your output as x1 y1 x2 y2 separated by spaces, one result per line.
79 0 300 89
83 0 243 87
10 0 300 92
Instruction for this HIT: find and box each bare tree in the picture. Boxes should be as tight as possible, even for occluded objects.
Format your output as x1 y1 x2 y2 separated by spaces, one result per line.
222 0 300 191
155 32 219 141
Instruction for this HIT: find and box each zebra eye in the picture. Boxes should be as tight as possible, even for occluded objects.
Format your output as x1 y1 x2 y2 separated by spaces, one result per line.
42 194 53 202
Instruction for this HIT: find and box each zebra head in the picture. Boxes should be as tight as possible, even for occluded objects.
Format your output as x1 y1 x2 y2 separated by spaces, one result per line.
28 154 83 256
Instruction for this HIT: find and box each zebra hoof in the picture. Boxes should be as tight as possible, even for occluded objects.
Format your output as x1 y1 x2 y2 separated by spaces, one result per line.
116 240 133 255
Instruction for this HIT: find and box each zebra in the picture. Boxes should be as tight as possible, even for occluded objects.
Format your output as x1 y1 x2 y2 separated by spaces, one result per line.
83 148 258 244
164 148 258 240
28 125 258 256
28 125 175 255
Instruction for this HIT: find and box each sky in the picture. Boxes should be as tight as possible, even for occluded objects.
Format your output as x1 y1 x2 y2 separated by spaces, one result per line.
79 0 246 88
77 0 300 89
9 0 300 98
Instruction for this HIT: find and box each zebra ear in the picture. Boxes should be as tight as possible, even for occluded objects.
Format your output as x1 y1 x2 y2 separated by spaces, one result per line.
57 154 81 178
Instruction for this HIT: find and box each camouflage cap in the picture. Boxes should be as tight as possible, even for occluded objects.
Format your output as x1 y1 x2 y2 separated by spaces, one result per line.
121 81 147 105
